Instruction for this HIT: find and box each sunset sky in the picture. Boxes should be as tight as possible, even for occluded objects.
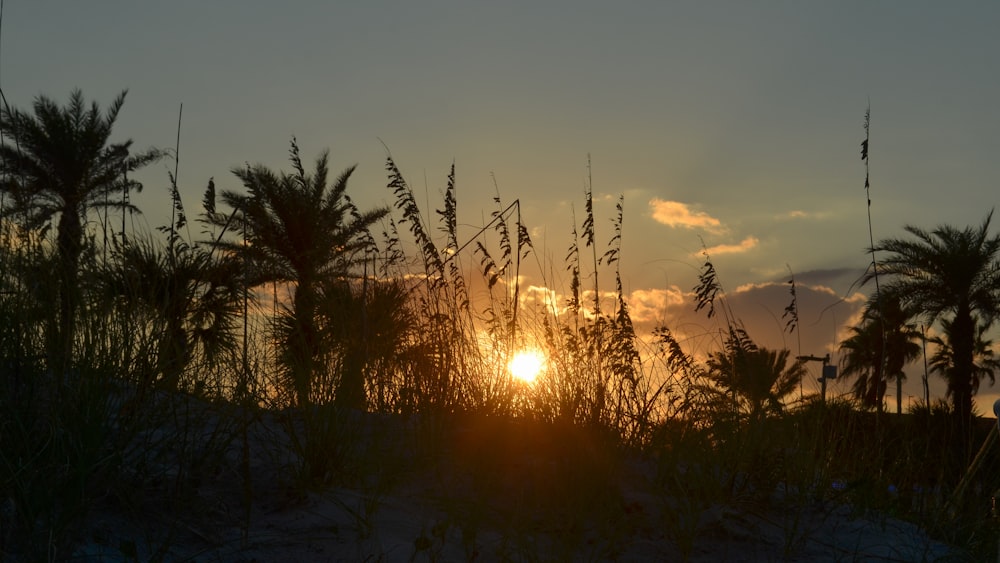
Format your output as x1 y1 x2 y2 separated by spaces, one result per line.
4 1 1000 410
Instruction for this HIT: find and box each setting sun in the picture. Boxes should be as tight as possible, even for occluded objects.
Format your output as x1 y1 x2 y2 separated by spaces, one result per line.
508 349 546 383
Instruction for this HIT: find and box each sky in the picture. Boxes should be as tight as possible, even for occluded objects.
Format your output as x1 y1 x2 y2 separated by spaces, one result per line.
3 1 1000 411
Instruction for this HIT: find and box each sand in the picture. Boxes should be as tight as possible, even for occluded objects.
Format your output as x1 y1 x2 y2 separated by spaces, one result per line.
61 397 964 562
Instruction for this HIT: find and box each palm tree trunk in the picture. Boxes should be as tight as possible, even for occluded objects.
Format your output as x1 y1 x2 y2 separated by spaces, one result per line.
951 310 976 459
335 352 366 412
157 313 190 391
291 283 319 408
54 206 84 380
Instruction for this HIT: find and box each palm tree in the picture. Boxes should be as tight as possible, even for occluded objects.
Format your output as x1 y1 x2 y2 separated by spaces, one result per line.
866 212 1000 436
838 323 882 408
928 317 1000 406
838 295 921 411
0 90 160 375
98 236 243 391
319 277 414 411
705 328 806 425
214 140 387 407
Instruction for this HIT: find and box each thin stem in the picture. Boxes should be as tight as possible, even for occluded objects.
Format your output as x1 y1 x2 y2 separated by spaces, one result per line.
862 103 886 414
169 103 183 263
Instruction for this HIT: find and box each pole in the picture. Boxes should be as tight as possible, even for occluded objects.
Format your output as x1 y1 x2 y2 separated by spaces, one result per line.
797 354 833 404
896 375 902 414
821 361 828 404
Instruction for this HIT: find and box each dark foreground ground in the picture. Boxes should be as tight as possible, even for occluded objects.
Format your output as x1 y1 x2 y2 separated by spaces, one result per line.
61 395 968 562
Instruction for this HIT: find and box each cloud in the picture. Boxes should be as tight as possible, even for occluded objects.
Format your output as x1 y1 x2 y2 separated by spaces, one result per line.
649 199 724 233
519 285 563 314
701 236 759 256
625 287 687 324
723 279 866 354
776 209 832 221
786 268 865 290
516 283 690 327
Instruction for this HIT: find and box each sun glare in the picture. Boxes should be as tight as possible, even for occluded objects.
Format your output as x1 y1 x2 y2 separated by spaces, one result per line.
508 349 546 383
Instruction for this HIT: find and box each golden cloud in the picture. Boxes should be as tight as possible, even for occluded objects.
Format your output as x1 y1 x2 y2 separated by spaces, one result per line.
649 199 724 233
519 285 563 313
700 236 759 256
626 287 688 323
516 283 691 326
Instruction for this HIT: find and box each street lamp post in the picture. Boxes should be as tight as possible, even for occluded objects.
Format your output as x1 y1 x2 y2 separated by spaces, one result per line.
797 353 837 404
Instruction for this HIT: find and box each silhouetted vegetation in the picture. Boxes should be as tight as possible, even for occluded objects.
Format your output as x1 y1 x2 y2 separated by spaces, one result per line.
866 212 1000 460
0 90 997 560
839 294 921 410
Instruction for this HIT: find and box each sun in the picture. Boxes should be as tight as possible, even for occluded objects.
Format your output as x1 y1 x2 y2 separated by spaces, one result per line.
508 349 546 383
